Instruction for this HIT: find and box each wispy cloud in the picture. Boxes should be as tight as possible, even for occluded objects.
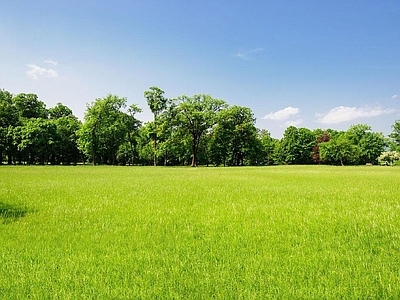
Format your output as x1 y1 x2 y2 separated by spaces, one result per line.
26 64 58 79
263 106 300 121
316 106 395 124
392 94 398 99
283 119 303 127
44 59 58 66
235 47 264 60
252 47 264 53
235 53 248 60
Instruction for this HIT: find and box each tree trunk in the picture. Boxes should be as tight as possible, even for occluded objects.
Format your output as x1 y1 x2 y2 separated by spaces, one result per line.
153 139 157 166
191 151 197 167
191 134 200 167
153 116 157 166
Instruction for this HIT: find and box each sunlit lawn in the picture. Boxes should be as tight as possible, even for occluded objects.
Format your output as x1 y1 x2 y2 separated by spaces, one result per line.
1 165 400 299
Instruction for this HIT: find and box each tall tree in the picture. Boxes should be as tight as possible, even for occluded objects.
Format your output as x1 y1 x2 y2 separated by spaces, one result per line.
347 124 386 164
13 118 57 164
211 105 258 166
258 129 278 165
49 102 73 119
13 93 48 119
77 94 131 165
280 126 315 164
312 130 331 164
0 89 18 164
389 120 400 151
319 133 360 166
144 86 168 166
176 94 226 167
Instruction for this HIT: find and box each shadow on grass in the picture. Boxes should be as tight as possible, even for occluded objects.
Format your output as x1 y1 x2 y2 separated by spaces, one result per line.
0 202 30 224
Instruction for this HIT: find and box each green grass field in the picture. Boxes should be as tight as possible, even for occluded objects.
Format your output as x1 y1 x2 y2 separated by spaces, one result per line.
1 165 400 299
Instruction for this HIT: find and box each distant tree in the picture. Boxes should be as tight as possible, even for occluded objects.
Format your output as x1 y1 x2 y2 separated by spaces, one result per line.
121 104 142 165
319 133 360 166
52 116 81 165
312 130 330 164
210 105 258 166
137 123 155 165
347 124 385 164
13 93 48 119
258 129 278 165
378 151 400 166
280 126 315 164
13 118 57 164
48 102 73 119
116 104 142 165
176 94 226 167
77 94 133 165
154 100 184 166
0 89 18 164
389 120 400 151
46 102 81 164
144 86 168 166
272 140 286 165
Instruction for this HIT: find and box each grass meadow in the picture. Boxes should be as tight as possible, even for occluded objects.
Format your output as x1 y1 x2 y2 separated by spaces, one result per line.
1 165 400 299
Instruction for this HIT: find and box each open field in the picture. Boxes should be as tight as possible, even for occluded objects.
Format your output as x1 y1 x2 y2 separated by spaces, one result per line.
1 165 400 299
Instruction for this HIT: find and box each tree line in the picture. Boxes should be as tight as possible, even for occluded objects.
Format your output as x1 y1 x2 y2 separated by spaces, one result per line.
1 87 399 166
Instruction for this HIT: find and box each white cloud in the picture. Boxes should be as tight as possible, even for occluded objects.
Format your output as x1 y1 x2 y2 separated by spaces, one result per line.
234 47 264 60
252 47 264 53
283 119 303 127
235 52 248 60
44 59 58 66
26 64 58 79
392 94 398 99
316 106 395 124
263 106 300 121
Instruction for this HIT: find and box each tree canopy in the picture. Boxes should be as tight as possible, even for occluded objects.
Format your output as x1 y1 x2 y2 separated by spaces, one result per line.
0 87 395 166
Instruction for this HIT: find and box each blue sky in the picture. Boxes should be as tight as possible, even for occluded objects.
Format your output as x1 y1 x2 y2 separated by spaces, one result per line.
1 0 399 137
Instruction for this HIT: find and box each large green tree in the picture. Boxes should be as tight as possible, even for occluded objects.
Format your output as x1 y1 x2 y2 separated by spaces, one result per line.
319 133 360 166
0 89 18 164
280 126 316 164
48 102 74 119
176 94 226 167
144 86 168 166
389 120 400 151
77 94 136 165
116 104 142 165
347 124 385 164
13 118 57 164
258 129 278 165
13 93 48 120
211 105 258 166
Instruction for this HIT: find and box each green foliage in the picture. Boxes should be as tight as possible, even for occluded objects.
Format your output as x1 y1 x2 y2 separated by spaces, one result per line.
258 129 278 165
0 89 19 163
144 86 168 166
280 126 316 164
378 151 400 166
176 94 227 166
389 120 400 151
210 105 259 166
13 118 58 164
13 93 48 119
319 132 361 165
1 87 397 166
77 94 141 165
48 102 73 119
52 116 81 164
347 124 385 164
